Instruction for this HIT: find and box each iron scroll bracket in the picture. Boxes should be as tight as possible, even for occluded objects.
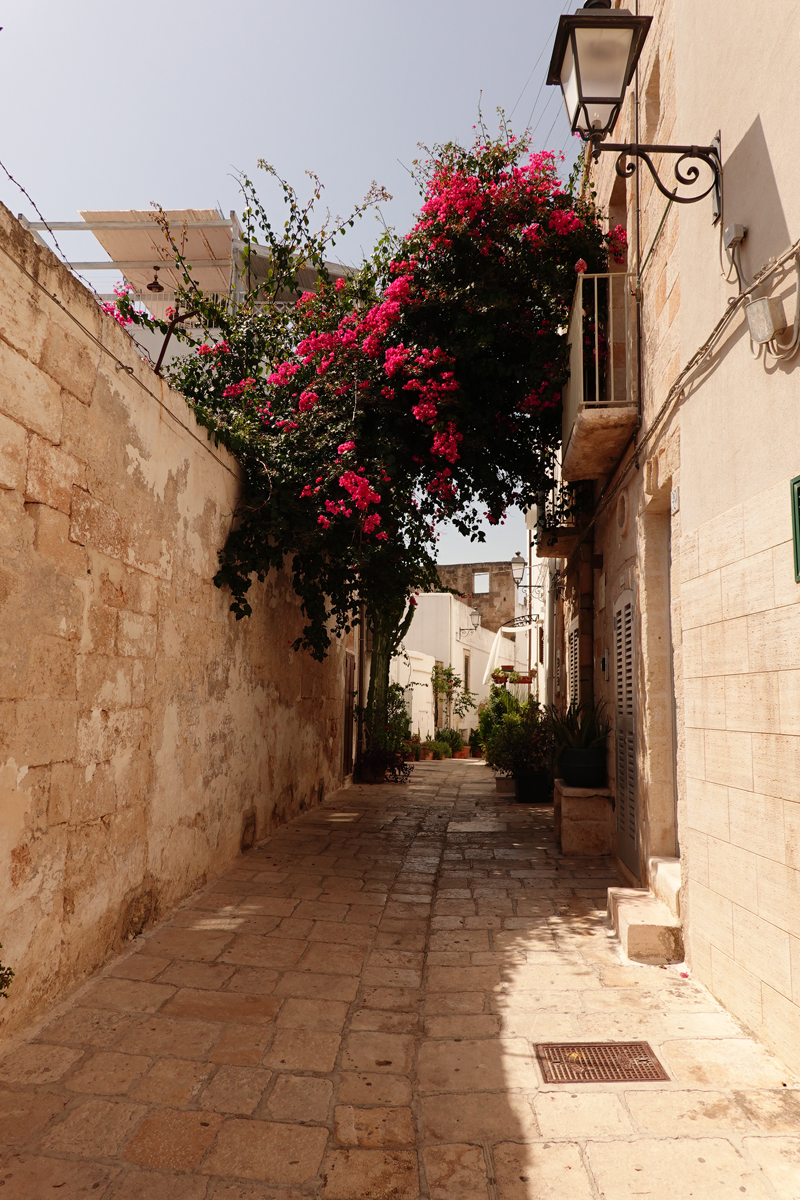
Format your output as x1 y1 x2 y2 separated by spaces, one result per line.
592 135 721 223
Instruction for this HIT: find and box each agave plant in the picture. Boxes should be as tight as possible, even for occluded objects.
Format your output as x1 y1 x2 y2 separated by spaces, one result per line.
547 700 610 750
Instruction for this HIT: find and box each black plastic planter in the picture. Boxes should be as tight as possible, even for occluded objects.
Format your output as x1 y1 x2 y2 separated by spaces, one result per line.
558 747 607 789
513 768 552 803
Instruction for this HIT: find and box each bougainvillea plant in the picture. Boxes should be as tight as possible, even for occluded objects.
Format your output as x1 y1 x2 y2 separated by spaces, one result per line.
117 127 615 761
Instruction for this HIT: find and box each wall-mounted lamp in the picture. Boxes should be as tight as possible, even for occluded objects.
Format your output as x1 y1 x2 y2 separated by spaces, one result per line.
547 1 721 220
458 608 482 637
511 551 545 595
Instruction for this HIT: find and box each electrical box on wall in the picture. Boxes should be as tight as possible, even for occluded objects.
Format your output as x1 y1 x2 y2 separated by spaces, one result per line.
746 296 787 345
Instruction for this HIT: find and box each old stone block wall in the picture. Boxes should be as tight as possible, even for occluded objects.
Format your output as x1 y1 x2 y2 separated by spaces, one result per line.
436 560 517 633
680 479 800 1073
0 205 345 1037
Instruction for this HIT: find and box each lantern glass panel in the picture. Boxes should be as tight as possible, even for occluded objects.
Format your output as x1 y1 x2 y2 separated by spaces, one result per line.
559 37 580 128
574 23 634 105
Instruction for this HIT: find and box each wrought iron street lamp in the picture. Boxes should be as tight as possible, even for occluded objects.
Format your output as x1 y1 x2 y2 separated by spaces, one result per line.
547 1 721 217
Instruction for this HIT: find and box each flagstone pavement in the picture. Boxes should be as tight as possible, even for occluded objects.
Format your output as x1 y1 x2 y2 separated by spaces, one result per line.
1 759 799 1199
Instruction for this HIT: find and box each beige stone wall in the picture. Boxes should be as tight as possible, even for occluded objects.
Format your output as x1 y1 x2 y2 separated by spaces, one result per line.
680 479 800 1069
0 206 346 1038
578 0 800 1070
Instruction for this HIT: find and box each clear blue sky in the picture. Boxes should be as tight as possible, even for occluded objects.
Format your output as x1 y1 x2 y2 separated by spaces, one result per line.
0 0 576 562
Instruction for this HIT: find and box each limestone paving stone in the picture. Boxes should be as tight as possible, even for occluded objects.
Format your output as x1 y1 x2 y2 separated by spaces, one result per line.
265 1029 341 1073
123 1107 223 1170
266 1074 333 1121
64 1050 152 1095
161 988 281 1026
41 1096 147 1157
334 1104 415 1146
131 1057 215 1107
423 1142 489 1200
201 1118 328 1184
0 1089 69 1147
0 1043 84 1085
0 1153 120 1198
107 1168 210 1199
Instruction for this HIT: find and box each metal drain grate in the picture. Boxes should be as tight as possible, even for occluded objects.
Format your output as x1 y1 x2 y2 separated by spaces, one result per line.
534 1041 669 1083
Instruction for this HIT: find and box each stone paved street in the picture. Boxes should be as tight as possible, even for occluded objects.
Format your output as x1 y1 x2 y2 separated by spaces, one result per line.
0 760 798 1198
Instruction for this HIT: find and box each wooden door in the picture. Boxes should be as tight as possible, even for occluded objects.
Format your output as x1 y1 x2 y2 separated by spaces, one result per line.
614 590 638 875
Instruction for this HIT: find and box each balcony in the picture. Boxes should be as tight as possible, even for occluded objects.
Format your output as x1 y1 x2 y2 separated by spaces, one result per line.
530 481 587 559
561 272 638 481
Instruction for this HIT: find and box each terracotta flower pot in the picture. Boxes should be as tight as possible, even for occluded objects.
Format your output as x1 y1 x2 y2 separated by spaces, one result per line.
453 748 470 759
420 750 433 760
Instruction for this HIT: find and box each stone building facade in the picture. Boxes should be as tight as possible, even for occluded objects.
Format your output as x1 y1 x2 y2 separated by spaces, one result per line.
0 206 348 1037
540 0 800 1072
436 559 517 633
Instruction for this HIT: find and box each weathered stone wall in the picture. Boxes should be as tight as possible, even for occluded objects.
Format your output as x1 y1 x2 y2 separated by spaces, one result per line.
0 206 346 1037
436 560 516 633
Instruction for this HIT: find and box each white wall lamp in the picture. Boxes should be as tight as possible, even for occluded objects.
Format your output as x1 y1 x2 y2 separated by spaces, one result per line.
547 1 721 221
458 608 482 637
510 551 545 596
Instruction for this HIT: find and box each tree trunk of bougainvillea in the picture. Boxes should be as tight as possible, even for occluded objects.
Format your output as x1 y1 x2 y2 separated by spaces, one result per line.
362 600 416 754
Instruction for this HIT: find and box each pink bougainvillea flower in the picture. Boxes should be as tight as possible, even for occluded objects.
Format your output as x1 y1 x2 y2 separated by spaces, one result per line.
575 258 588 274
223 377 256 399
337 441 356 456
298 390 318 412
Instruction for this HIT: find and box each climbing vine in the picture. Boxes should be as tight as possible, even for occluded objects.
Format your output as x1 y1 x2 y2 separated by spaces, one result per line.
115 125 615 757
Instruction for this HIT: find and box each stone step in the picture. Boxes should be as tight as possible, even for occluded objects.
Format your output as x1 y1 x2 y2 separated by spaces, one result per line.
607 886 684 965
649 855 681 917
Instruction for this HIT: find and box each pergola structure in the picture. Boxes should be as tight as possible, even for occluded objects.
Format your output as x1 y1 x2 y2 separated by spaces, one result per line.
20 209 347 320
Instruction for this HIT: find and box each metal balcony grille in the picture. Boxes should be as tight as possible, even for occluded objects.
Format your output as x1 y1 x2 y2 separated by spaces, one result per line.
561 272 638 480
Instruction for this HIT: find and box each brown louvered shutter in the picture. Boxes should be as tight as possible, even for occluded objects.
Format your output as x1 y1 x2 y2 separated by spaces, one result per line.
614 591 637 875
567 619 579 705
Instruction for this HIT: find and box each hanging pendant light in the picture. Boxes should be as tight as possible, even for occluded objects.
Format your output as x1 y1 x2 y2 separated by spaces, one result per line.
146 267 164 293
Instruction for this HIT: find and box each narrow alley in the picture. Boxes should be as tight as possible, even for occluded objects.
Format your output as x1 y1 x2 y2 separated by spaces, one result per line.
0 761 797 1199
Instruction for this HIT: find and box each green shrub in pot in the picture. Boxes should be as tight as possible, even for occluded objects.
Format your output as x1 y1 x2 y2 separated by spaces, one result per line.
484 701 555 802
437 727 464 754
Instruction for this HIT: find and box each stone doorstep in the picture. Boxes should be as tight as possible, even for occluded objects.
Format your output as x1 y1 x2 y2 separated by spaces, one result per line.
607 886 684 965
648 855 681 918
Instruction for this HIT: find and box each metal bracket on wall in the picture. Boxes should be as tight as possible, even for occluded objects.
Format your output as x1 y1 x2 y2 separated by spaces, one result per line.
594 132 722 225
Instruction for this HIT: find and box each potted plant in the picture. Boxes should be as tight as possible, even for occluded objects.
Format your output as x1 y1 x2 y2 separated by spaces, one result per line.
438 727 470 758
484 701 555 802
468 727 483 758
420 738 436 760
548 700 610 788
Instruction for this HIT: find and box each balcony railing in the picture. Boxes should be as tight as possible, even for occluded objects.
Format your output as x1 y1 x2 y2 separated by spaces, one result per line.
561 271 638 481
531 480 589 559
